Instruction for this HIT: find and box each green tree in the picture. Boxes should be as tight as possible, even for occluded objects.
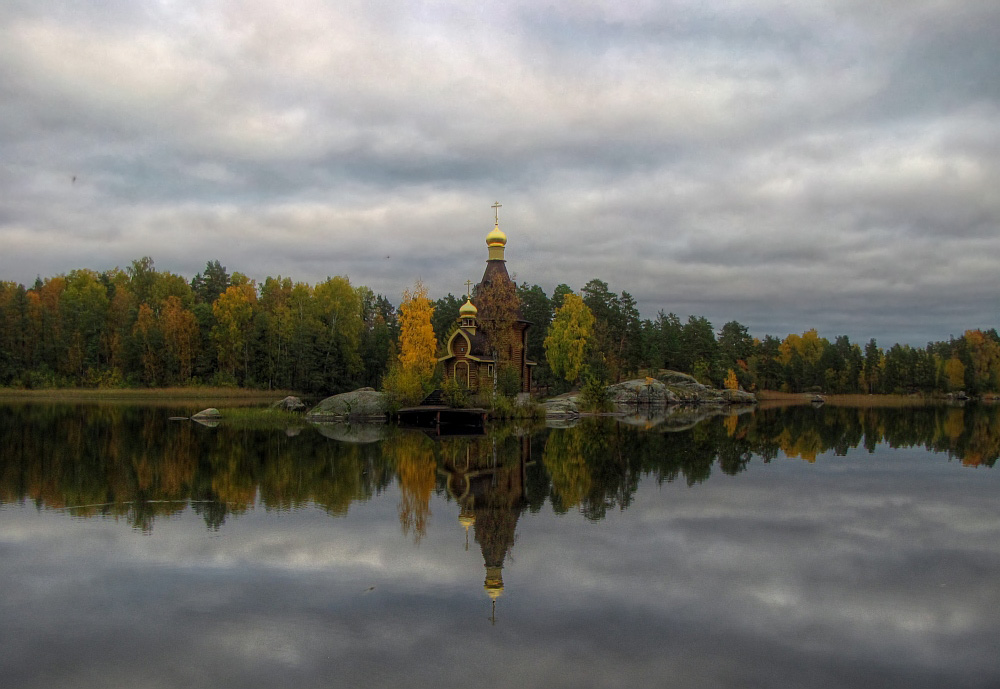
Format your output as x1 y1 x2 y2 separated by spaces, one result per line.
431 293 463 347
517 283 553 386
313 276 364 392
191 260 230 305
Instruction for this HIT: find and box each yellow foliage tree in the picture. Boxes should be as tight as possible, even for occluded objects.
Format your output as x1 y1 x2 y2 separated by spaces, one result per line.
212 283 258 379
544 293 594 384
398 281 437 379
943 356 966 391
385 281 438 405
724 368 739 390
964 329 1000 392
779 328 825 366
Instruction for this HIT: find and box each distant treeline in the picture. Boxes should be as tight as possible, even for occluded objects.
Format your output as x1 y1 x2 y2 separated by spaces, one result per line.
508 278 1000 396
0 258 997 394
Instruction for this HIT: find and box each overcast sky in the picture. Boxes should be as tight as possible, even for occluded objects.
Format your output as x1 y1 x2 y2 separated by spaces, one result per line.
1 0 997 346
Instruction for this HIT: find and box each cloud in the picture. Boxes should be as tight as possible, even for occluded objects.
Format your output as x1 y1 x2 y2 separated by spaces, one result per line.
0 0 997 345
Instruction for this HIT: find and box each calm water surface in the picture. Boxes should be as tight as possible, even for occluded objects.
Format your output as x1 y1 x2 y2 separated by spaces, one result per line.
1 403 999 688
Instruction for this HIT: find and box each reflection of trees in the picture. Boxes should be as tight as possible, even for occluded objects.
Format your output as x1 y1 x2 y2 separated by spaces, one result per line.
2 402 997 536
542 429 591 511
746 404 1000 468
0 404 394 531
382 432 437 543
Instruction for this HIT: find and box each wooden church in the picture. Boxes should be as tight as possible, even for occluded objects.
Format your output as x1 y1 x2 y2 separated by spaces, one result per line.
438 205 535 393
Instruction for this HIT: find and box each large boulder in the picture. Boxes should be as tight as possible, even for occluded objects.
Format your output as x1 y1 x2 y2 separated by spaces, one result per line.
271 395 306 411
542 393 580 418
306 388 386 421
607 378 679 406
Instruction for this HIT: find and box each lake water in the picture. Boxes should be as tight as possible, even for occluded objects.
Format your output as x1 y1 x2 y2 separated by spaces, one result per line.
1 402 999 688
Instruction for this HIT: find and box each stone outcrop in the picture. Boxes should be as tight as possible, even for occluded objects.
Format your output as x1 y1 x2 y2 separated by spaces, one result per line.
607 378 679 406
543 371 756 419
541 393 580 419
306 388 387 422
655 371 756 406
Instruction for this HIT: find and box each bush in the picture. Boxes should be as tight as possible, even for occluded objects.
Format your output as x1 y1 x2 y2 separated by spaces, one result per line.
580 375 614 413
496 365 521 397
440 377 470 408
382 364 427 410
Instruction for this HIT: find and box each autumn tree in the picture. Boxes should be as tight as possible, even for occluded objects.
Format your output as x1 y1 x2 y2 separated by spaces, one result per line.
544 293 594 385
60 269 109 380
476 273 520 382
212 283 257 382
724 369 739 390
133 303 162 385
963 329 1000 393
386 281 436 405
943 356 966 392
161 296 199 383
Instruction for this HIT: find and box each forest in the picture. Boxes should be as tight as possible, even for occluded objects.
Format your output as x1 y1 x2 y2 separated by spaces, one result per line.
0 257 998 396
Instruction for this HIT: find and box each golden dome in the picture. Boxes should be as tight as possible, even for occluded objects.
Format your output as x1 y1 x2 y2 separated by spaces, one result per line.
459 298 478 318
484 566 504 599
485 223 507 248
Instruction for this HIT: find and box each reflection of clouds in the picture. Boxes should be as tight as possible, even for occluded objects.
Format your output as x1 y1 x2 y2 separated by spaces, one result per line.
2 447 999 687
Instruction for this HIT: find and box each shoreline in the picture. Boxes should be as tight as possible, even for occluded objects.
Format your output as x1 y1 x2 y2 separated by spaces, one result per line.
755 391 988 409
0 387 297 405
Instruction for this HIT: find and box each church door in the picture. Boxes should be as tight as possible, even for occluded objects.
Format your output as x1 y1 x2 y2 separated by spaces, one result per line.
455 361 469 387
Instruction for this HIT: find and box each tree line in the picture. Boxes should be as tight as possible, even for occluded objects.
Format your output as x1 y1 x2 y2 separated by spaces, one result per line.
0 258 397 392
1 258 998 395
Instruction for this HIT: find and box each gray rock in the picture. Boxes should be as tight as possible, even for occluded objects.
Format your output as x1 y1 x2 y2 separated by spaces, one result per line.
271 395 306 411
542 394 580 417
657 371 757 405
306 388 387 421
723 388 758 404
607 378 679 406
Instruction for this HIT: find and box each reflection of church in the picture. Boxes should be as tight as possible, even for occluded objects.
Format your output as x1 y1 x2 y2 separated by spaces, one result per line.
438 204 535 393
437 434 532 613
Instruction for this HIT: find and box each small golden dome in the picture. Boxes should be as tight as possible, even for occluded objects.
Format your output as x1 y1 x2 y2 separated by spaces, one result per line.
459 298 478 318
485 223 507 248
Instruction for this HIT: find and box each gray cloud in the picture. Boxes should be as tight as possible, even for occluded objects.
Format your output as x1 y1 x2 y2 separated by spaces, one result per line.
0 0 997 345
